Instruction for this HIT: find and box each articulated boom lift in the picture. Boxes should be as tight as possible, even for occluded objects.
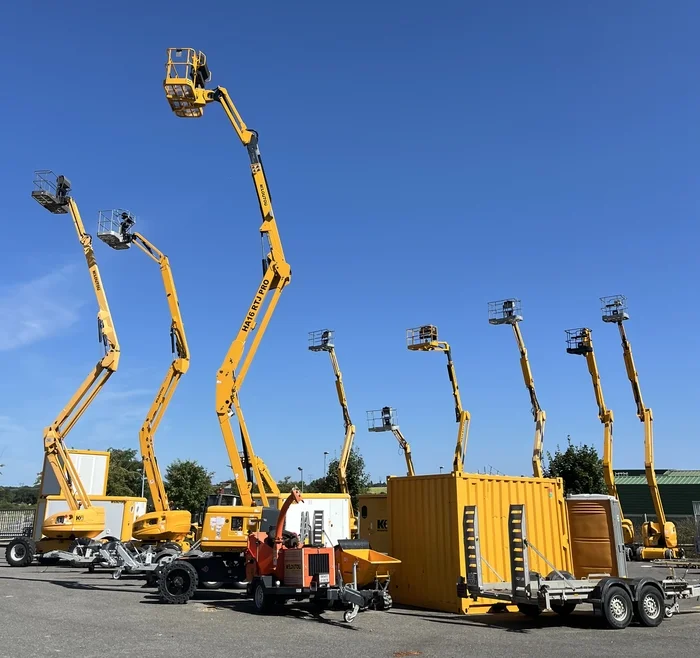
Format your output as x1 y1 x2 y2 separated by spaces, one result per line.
367 407 415 476
565 327 635 545
601 295 680 559
163 48 290 508
30 171 118 539
309 330 357 530
97 210 191 545
406 325 470 473
488 299 546 478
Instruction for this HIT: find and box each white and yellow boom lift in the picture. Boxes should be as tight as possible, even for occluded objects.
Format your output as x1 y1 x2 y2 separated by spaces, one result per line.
309 329 358 530
163 48 289 509
601 295 682 560
366 407 415 476
97 210 192 546
406 325 470 473
488 299 546 478
6 172 118 565
565 327 635 546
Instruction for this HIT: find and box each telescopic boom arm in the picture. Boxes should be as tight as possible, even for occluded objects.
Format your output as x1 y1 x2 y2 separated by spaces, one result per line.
31 172 120 515
488 300 545 478
601 298 665 526
309 331 356 498
97 212 189 514
164 49 290 507
565 327 634 544
367 407 416 477
601 295 677 553
407 326 470 473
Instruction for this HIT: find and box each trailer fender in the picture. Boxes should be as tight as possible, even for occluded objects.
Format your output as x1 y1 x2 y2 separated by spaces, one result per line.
588 578 633 615
627 577 665 603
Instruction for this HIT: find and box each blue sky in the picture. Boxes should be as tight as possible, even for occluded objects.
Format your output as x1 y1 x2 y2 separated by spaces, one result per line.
1 2 698 487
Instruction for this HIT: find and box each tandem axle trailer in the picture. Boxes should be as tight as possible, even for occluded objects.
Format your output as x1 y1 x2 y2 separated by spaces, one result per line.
456 504 700 629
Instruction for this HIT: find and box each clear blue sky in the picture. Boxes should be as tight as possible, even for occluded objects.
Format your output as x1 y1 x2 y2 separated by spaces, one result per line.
1 1 698 487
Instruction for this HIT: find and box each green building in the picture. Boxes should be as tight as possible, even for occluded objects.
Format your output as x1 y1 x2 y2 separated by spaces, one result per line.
614 469 700 516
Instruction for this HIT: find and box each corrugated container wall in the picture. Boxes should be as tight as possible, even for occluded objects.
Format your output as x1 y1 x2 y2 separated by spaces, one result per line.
388 472 572 613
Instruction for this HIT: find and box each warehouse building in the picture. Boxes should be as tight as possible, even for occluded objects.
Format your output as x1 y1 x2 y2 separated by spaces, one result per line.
615 469 700 517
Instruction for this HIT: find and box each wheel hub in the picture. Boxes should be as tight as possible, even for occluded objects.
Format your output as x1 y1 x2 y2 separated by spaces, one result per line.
609 595 627 621
11 545 26 560
643 594 660 619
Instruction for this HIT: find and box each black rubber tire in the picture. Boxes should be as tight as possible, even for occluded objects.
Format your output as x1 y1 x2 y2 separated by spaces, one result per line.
5 537 36 567
545 571 577 617
551 601 577 616
635 585 664 627
68 537 95 558
517 603 542 617
252 582 274 613
160 542 182 553
200 581 224 589
602 586 633 629
371 591 393 611
158 561 198 604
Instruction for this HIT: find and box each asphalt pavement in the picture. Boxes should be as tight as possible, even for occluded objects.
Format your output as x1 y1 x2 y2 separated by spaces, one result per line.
1 554 699 658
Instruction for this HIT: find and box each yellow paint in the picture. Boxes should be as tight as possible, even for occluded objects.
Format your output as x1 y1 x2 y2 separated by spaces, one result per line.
387 472 571 614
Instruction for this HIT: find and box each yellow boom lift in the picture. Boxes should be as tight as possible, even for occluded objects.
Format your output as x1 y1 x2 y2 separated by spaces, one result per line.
601 295 681 560
406 325 470 473
308 329 358 531
97 210 192 547
5 172 117 566
366 407 415 476
163 47 289 509
488 299 546 478
565 327 635 546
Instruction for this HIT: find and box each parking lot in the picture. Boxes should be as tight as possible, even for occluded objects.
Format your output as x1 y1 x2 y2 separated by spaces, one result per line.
1 555 699 658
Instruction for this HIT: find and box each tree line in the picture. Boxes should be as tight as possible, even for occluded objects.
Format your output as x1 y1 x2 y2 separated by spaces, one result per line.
1 438 605 512
0 445 375 515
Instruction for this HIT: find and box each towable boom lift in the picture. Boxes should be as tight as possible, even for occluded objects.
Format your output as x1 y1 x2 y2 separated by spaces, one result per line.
367 407 415 476
308 329 357 530
5 172 117 567
97 211 192 547
565 327 635 546
163 48 289 507
601 295 681 560
488 299 546 478
406 325 470 473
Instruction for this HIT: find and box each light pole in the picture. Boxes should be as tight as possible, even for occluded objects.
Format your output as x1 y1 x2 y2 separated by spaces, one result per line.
297 466 304 493
439 466 444 474
141 459 146 497
323 451 329 475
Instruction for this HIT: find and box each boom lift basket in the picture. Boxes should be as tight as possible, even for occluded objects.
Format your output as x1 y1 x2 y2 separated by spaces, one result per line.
601 295 629 323
565 328 593 355
308 329 334 352
367 407 398 433
97 209 135 250
163 48 209 117
406 325 439 350
31 170 70 214
488 298 522 325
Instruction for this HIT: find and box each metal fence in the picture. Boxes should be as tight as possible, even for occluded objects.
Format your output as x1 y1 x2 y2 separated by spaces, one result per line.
0 508 35 539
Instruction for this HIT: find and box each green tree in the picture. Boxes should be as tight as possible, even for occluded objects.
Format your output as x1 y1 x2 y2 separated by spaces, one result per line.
106 448 143 497
544 435 606 495
309 446 371 510
164 459 214 515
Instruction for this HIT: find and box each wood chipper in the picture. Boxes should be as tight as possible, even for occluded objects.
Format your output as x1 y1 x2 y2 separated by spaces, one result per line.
245 489 391 622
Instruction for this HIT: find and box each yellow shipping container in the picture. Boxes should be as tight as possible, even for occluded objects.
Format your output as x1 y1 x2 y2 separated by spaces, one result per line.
358 493 390 554
388 472 572 613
